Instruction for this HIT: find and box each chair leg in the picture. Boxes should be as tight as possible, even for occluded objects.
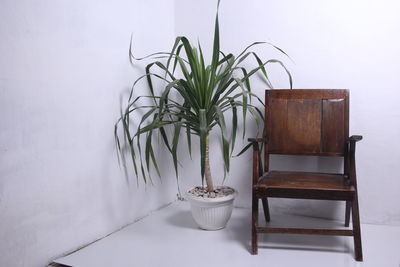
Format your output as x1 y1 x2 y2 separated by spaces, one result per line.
345 201 351 227
251 195 259 255
351 195 363 261
262 198 270 222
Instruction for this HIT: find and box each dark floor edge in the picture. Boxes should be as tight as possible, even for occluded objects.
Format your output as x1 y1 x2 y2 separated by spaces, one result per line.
48 263 73 267
51 200 177 265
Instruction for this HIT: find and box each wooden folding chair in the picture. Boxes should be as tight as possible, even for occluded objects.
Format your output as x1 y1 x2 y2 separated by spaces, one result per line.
248 89 363 261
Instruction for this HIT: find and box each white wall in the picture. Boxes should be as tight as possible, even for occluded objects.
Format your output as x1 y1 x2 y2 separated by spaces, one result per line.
0 1 177 267
1 1 400 266
175 0 400 225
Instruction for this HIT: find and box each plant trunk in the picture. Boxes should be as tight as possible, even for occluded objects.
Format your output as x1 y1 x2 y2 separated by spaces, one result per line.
205 136 214 192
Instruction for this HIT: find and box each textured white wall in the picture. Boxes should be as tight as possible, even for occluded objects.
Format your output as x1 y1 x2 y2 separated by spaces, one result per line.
174 0 400 225
1 1 400 266
0 1 177 267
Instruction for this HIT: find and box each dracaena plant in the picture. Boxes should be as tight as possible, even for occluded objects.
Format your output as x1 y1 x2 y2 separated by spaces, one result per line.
115 1 292 193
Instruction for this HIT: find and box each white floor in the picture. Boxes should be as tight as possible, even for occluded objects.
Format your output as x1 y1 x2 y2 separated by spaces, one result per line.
55 201 400 267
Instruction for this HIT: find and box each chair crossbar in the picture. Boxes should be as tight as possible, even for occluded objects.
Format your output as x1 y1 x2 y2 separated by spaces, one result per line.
256 226 354 236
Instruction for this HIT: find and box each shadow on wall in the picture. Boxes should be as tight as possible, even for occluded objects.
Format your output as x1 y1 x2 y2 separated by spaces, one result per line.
98 85 179 233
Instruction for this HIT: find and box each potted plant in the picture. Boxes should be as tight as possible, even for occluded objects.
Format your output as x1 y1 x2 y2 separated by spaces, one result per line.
115 0 292 230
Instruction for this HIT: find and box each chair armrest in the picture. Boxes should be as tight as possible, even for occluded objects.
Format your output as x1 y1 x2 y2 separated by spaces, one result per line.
249 138 264 184
248 138 267 143
348 135 363 143
347 135 362 187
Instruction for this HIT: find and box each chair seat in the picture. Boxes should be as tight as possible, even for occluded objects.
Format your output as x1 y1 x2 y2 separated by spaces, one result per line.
254 171 355 200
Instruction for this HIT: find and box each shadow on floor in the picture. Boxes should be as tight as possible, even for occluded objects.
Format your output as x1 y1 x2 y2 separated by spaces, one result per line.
260 235 351 254
228 208 351 254
165 209 199 229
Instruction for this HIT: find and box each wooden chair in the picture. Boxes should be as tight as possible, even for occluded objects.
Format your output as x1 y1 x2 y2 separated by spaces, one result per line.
248 89 363 261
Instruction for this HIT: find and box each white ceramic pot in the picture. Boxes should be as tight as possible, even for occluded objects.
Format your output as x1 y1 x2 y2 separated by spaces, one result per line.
186 186 237 230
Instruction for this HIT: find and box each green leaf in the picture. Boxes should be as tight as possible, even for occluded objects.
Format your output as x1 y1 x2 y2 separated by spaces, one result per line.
215 106 230 174
251 52 273 89
236 42 265 62
166 37 182 77
186 123 192 159
233 143 252 157
199 109 207 183
233 78 248 138
159 126 172 153
173 44 184 73
229 98 237 155
172 122 183 178
149 143 161 178
116 3 293 187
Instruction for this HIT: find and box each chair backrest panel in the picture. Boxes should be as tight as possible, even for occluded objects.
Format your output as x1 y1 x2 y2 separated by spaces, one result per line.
265 89 349 156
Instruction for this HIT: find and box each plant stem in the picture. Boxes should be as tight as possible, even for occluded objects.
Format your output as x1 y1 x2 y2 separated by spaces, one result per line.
205 135 214 192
